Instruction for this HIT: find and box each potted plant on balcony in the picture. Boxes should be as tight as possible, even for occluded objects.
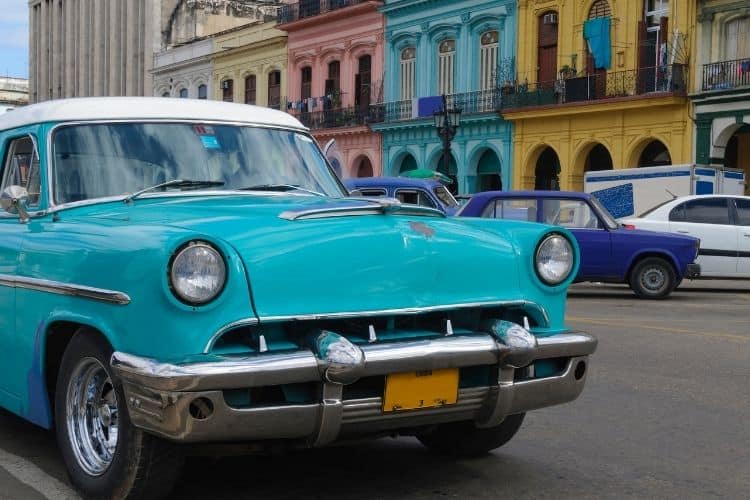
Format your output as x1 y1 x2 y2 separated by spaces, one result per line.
559 65 576 79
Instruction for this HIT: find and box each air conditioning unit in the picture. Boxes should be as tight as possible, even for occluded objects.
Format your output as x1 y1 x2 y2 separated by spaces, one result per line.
543 13 558 25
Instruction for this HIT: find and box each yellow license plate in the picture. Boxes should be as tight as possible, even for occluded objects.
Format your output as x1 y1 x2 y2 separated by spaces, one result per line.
383 368 459 412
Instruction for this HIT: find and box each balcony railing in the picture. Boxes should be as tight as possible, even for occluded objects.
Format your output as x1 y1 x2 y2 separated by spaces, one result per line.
702 58 750 91
292 106 379 130
502 64 687 110
278 0 369 24
371 88 503 124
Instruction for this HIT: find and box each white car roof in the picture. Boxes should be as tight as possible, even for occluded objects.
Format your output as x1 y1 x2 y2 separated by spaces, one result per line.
631 193 750 219
0 97 306 132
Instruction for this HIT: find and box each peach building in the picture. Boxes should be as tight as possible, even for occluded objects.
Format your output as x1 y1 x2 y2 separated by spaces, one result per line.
278 1 384 178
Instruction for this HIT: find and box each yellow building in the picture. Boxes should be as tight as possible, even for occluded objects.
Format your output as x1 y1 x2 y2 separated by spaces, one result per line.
212 20 288 109
507 0 696 191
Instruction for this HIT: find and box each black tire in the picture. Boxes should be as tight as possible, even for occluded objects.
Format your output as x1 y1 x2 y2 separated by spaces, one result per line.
55 330 183 500
629 257 676 299
417 413 526 456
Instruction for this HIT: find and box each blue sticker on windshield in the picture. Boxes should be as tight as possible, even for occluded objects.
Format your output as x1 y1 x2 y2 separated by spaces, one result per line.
200 135 220 149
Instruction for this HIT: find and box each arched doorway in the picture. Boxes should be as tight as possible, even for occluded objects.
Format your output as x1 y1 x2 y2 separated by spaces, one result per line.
638 140 671 167
435 152 458 194
397 153 418 174
476 149 502 192
584 143 613 171
535 147 561 190
356 157 374 178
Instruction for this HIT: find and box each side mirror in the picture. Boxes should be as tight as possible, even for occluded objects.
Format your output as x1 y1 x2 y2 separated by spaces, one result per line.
1 185 31 223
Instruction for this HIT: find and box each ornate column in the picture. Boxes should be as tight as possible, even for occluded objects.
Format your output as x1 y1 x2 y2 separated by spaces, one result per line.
416 23 430 97
457 12 471 93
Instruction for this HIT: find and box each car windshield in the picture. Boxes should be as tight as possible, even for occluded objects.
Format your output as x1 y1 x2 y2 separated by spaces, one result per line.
588 196 618 229
433 185 459 207
51 122 346 204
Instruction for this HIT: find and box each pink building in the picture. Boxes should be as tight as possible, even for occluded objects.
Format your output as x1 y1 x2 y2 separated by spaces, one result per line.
278 1 384 178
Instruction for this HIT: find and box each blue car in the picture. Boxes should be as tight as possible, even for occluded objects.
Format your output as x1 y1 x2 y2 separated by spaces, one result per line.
344 176 460 215
0 99 596 499
459 191 701 299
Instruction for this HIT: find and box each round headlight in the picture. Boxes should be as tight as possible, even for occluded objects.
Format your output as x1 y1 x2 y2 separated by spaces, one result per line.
170 242 226 305
535 234 574 286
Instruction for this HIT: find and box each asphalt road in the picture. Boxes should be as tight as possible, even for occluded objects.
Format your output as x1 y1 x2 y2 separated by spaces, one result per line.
0 280 748 499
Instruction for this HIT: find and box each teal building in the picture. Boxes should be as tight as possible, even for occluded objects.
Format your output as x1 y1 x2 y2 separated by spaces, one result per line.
372 0 516 193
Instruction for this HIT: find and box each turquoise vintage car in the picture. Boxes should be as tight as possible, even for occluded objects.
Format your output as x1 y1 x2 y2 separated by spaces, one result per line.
0 98 596 499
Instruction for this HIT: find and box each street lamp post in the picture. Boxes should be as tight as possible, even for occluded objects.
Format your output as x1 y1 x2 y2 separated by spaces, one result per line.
433 94 462 193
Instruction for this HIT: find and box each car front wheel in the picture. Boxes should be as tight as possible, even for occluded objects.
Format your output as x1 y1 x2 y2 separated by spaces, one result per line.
629 257 676 299
417 413 526 456
55 330 182 500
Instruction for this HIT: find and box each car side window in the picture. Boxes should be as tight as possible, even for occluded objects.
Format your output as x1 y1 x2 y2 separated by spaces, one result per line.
481 198 539 222
395 189 436 208
734 199 750 226
543 199 601 229
0 135 41 207
682 198 730 224
359 188 387 197
669 203 686 221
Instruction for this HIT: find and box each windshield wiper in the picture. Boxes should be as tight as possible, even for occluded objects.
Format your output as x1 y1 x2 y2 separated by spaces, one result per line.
238 184 325 197
125 179 225 203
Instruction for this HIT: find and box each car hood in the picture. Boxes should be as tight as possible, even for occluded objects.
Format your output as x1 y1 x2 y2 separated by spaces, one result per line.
65 195 527 319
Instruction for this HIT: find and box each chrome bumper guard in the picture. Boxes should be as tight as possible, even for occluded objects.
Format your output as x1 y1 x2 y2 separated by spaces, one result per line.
111 330 597 444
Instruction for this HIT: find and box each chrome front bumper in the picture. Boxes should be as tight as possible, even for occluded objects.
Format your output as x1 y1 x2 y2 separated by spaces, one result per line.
111 331 597 445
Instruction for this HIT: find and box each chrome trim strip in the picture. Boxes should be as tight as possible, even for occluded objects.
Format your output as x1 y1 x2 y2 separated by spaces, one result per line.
0 274 131 305
279 200 446 221
257 300 550 326
203 317 260 353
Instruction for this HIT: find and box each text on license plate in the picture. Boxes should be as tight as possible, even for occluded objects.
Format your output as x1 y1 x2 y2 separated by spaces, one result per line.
382 368 459 412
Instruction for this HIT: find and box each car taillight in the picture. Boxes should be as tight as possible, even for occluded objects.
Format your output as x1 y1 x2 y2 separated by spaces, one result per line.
622 224 636 230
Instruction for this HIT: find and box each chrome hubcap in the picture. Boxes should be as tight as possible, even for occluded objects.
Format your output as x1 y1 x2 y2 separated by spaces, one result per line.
641 267 666 292
66 357 119 476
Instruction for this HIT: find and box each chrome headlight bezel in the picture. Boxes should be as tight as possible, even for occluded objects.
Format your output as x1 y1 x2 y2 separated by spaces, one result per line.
169 241 227 305
534 233 575 286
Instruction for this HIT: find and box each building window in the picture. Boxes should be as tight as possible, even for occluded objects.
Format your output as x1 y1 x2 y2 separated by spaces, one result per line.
400 47 416 100
438 39 456 95
325 61 340 98
725 17 750 60
301 67 312 100
589 0 612 19
222 79 234 102
268 70 281 109
480 31 499 91
179 88 188 98
198 84 207 99
355 55 372 108
245 75 256 105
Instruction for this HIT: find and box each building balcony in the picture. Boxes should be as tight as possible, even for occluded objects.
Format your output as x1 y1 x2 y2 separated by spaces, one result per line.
502 64 687 111
277 0 371 24
291 106 379 130
702 58 750 92
371 88 503 124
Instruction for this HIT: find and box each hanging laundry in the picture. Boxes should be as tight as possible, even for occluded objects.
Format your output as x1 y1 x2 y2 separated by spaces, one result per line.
583 17 611 70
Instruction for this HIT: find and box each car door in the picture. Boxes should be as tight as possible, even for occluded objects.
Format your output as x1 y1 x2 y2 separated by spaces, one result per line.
733 198 750 276
0 133 42 401
540 198 613 279
668 197 737 277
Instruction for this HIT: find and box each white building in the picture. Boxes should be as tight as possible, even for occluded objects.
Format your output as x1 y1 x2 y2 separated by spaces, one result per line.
153 38 214 99
0 77 30 112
